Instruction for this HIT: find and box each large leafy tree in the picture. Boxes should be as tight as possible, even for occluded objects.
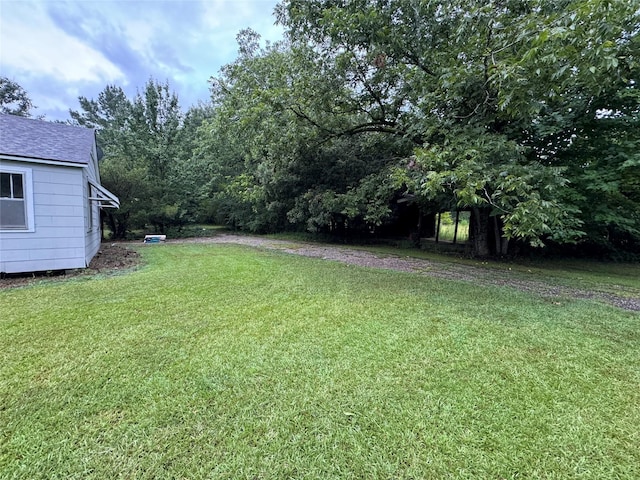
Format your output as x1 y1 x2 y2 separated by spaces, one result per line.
70 85 142 238
202 31 306 232
70 80 192 237
70 85 133 158
128 80 187 232
202 29 413 234
559 92 640 255
277 0 639 256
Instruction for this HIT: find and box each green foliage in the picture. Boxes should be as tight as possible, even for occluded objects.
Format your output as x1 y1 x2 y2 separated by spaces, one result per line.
202 34 412 236
211 174 271 232
0 77 34 117
440 212 454 226
561 108 640 253
66 0 639 256
71 80 206 238
98 158 149 238
276 0 640 256
392 128 583 249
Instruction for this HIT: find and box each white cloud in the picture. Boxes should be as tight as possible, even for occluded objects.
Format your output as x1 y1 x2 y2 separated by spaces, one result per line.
34 93 73 113
121 19 157 61
202 0 254 28
201 0 283 42
0 0 284 120
0 2 125 84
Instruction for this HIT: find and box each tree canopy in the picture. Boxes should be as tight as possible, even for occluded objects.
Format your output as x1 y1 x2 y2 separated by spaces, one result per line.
63 1 639 257
70 79 209 238
272 0 640 255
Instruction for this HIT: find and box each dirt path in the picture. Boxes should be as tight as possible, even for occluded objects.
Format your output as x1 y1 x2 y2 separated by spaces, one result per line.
2 234 638 312
173 235 640 312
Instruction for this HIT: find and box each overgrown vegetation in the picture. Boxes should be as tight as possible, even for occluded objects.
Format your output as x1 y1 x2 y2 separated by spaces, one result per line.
4 1 638 259
435 211 470 243
1 244 639 478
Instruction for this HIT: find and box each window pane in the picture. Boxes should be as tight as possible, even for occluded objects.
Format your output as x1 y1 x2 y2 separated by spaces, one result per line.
0 199 26 228
0 173 10 198
12 174 24 198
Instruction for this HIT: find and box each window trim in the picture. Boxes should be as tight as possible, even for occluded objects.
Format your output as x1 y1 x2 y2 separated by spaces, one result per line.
0 166 35 232
86 180 94 233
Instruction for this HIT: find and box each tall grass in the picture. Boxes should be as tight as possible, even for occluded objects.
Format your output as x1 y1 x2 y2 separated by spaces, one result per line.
437 222 469 242
1 244 639 479
437 211 469 243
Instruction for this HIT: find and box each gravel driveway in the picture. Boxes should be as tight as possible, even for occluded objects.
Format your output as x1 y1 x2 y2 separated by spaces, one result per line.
174 234 640 312
2 234 637 311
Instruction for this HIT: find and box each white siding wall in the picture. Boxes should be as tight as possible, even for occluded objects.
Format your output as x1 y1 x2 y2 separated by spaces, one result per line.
84 146 102 265
0 160 87 273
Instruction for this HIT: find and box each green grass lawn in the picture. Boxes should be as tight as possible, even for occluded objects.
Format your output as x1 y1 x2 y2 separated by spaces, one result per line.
356 243 640 295
1 244 639 479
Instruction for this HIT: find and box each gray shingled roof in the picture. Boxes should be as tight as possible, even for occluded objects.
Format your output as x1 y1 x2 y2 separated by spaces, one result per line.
0 114 95 165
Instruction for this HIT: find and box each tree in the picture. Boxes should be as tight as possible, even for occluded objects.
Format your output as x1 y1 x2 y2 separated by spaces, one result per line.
0 77 34 117
558 94 640 255
71 80 192 238
171 102 218 224
277 0 640 256
99 158 150 239
202 28 413 235
70 85 134 160
126 80 187 233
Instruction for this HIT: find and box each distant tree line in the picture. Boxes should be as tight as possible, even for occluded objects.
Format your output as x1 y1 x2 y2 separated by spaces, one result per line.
4 0 639 258
68 80 214 238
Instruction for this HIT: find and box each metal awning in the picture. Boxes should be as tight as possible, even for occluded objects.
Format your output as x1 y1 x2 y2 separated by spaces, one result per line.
88 181 120 208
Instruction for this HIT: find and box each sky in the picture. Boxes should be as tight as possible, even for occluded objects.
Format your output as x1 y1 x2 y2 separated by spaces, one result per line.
0 0 284 121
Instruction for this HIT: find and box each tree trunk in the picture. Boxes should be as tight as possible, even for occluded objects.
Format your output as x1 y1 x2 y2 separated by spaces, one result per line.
410 209 423 247
106 211 129 240
105 212 117 240
453 210 460 244
491 216 510 255
100 210 105 241
501 236 509 256
493 216 501 255
469 207 491 257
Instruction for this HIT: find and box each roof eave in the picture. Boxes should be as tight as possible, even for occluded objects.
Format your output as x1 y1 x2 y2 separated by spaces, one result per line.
0 153 87 168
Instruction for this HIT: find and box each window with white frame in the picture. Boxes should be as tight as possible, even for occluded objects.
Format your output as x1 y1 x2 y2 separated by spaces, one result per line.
0 167 34 231
86 181 94 232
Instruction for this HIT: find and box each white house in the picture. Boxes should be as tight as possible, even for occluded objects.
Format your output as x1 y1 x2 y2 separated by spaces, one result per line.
0 114 119 274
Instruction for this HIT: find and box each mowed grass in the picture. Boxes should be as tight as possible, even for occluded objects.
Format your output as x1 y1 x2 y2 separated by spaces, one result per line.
1 244 639 479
